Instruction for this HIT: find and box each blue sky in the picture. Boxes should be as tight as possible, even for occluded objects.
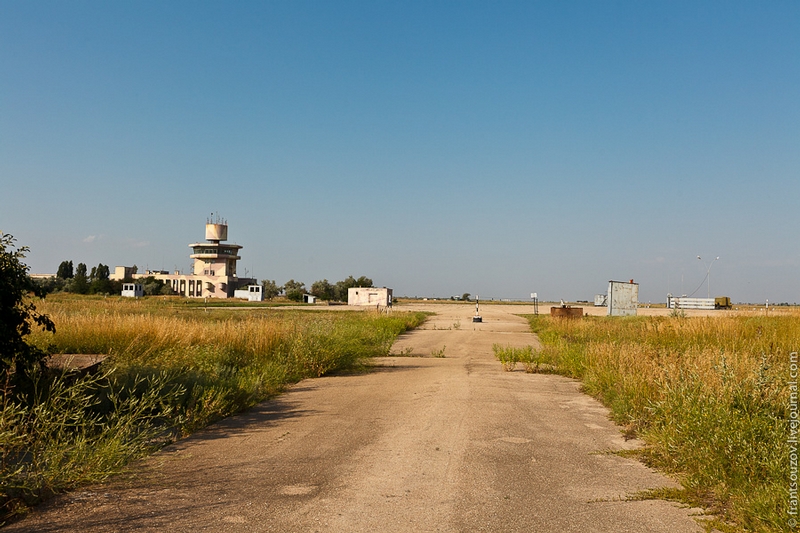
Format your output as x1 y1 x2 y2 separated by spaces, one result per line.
1 1 798 303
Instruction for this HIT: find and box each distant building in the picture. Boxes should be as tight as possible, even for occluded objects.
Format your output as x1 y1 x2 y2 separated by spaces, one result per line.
113 266 138 281
113 216 256 299
234 285 264 302
607 280 638 316
348 287 393 307
121 283 144 298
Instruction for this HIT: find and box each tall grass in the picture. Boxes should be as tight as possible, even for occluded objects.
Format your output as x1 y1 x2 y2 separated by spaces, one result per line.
524 313 799 533
2 295 427 522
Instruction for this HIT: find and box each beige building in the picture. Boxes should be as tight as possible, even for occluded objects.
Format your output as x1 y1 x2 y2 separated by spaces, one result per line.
348 287 393 307
113 218 256 299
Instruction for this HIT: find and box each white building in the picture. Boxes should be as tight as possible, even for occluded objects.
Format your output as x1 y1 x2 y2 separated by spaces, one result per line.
121 283 144 298
348 287 393 307
234 285 264 302
113 217 256 299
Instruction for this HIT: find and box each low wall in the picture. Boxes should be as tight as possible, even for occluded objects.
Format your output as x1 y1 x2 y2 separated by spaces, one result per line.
550 306 583 318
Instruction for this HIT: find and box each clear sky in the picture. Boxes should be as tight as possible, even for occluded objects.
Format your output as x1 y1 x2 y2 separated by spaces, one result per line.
1 1 798 303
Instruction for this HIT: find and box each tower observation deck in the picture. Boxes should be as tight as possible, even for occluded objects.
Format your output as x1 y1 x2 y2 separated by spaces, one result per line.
189 215 243 278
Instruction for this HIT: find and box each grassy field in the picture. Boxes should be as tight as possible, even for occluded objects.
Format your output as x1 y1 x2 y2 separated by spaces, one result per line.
519 312 798 533
1 294 427 522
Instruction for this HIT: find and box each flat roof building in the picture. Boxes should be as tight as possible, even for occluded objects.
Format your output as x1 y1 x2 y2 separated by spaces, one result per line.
348 287 393 308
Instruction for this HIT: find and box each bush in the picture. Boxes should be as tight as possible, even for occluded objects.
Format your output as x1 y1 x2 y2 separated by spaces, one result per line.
0 233 55 396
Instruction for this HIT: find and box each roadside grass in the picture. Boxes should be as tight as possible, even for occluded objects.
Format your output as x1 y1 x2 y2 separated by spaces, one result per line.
523 312 799 533
492 344 539 372
430 345 446 358
2 295 426 523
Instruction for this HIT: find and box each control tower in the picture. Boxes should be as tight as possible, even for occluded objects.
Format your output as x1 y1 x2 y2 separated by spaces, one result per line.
189 215 243 278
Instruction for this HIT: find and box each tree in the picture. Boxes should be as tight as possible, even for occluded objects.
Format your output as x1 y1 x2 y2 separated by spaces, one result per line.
261 279 282 300
0 233 55 394
310 279 334 301
355 276 373 288
32 276 64 295
333 275 374 302
138 276 166 296
56 260 73 279
284 279 305 302
461 293 471 302
90 263 112 294
70 263 89 294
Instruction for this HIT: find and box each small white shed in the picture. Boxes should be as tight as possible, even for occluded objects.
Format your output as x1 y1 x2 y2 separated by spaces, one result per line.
348 287 393 307
233 285 264 302
122 283 144 298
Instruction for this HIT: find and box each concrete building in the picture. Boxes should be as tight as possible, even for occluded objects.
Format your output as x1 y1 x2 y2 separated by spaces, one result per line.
234 285 264 302
348 287 393 307
121 283 144 298
113 217 256 299
607 280 638 316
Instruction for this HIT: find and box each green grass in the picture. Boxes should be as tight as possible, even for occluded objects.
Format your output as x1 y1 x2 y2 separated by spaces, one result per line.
492 344 540 372
522 313 798 533
1 295 427 523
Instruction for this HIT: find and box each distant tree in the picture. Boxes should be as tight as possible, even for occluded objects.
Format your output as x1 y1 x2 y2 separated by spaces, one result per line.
461 293 471 302
333 279 351 302
138 276 166 296
90 263 112 294
284 279 305 302
261 279 282 300
70 263 89 294
310 279 334 301
355 276 373 288
333 275 374 302
56 260 74 279
33 276 64 295
0 233 56 396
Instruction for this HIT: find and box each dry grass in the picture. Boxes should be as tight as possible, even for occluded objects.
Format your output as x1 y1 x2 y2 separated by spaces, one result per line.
2 295 427 523
525 311 799 533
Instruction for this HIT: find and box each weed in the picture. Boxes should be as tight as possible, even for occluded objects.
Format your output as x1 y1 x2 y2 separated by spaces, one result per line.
1 369 183 523
431 346 446 358
392 347 415 357
669 308 686 318
493 344 538 372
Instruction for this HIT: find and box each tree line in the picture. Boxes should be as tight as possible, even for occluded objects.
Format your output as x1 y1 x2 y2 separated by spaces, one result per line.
261 275 374 302
36 261 175 296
